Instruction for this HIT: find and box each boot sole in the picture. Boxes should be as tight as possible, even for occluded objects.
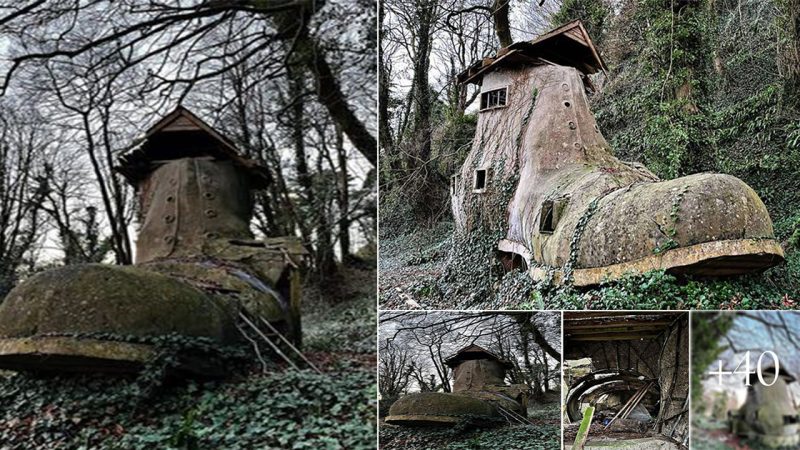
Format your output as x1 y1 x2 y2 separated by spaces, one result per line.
528 238 785 287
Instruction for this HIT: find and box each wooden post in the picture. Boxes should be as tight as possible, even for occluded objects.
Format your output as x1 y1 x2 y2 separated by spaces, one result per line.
573 406 595 450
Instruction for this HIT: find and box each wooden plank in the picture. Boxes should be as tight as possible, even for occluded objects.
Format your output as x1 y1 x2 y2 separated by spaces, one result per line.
567 332 662 341
563 311 676 319
160 115 198 132
573 406 595 450
565 320 675 329
565 325 673 336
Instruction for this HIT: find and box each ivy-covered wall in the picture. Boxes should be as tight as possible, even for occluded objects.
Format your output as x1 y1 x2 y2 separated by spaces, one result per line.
592 0 800 242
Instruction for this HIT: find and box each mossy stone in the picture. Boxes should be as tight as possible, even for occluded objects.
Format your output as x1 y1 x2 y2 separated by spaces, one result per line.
0 264 237 341
387 392 500 419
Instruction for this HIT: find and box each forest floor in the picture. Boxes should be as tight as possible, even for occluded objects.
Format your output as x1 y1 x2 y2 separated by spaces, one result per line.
0 265 377 450
379 223 800 310
691 417 777 450
378 392 560 450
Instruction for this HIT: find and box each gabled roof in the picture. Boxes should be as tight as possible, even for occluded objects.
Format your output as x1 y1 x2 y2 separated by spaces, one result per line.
748 365 796 385
443 344 514 368
457 20 608 85
116 106 270 188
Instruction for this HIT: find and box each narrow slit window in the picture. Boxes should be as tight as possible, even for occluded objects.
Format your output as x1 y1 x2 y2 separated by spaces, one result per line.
451 174 459 196
480 87 508 111
540 197 569 234
473 169 488 192
540 201 555 234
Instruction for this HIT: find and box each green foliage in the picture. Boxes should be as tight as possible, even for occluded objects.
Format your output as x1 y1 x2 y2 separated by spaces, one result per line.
0 369 376 450
690 312 733 410
304 292 377 354
0 273 377 449
551 0 611 47
380 114 477 234
544 249 800 310
380 423 559 450
596 0 800 223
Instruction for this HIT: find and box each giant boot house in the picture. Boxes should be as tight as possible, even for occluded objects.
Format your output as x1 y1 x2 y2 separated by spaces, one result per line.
452 21 784 286
385 345 528 426
0 107 306 374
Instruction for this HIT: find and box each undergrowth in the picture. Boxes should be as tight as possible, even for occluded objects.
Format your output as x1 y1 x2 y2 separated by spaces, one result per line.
0 368 375 450
0 268 378 449
379 423 559 450
379 223 799 310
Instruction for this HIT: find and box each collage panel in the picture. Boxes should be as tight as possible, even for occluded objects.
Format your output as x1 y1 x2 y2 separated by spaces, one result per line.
380 0 798 312
378 311 561 449
692 311 800 449
563 312 689 449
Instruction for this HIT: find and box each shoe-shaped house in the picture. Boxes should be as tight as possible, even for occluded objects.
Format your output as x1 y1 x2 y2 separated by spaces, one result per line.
0 107 305 374
729 366 800 448
452 20 784 286
386 345 527 425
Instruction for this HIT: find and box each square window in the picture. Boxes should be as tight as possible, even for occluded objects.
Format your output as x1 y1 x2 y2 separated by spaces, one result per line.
480 87 508 111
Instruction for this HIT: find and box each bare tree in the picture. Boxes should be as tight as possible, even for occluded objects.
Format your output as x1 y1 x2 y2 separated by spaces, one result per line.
379 311 561 395
0 102 49 296
379 338 414 397
0 1 376 165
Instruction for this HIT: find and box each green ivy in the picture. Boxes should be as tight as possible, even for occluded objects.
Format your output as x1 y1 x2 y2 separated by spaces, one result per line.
380 423 559 450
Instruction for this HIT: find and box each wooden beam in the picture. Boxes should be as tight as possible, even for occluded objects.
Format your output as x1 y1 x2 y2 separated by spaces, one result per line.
573 406 595 450
565 321 675 331
568 332 662 341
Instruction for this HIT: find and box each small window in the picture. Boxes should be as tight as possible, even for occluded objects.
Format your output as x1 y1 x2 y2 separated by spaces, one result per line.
450 174 459 196
480 87 508 111
540 197 569 234
540 201 555 234
473 169 488 193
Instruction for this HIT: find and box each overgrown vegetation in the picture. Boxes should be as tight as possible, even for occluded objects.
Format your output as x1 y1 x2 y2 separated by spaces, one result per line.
0 267 377 449
380 422 559 450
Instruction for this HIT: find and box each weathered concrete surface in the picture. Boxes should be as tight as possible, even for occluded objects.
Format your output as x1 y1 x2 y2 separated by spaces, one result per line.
136 158 254 263
532 239 784 286
387 345 527 426
453 60 784 285
730 372 800 448
0 337 153 373
0 264 236 340
385 392 502 425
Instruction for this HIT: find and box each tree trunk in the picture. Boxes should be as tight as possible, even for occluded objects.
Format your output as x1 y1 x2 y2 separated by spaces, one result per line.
410 0 436 165
378 0 398 179
780 0 800 104
335 126 351 262
492 0 513 47
272 5 377 166
286 65 314 249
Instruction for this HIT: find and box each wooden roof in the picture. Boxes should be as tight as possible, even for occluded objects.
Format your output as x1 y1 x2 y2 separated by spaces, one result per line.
116 106 269 188
748 365 796 384
457 20 607 85
564 312 685 342
443 344 514 368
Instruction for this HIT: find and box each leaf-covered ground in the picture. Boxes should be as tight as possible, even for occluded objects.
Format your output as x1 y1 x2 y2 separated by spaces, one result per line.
378 224 800 310
379 397 560 450
0 266 377 450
